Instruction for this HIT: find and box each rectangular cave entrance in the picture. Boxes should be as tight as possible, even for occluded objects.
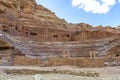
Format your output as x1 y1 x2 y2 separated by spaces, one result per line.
30 32 38 36
53 35 58 38
2 25 8 32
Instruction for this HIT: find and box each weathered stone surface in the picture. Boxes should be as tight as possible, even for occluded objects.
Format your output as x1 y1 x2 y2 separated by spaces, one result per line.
0 0 118 42
0 0 120 67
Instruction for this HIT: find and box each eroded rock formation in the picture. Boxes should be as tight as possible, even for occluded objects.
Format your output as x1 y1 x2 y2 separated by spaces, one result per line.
0 0 120 67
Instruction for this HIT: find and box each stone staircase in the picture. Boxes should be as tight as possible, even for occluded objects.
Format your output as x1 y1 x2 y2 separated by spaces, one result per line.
0 31 119 59
0 31 33 56
97 37 120 56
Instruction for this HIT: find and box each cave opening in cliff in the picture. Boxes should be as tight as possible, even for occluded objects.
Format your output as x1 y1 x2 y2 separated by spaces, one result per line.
65 35 70 38
2 25 8 32
0 40 13 51
116 54 119 57
0 47 10 51
10 25 12 27
15 25 18 31
30 32 37 36
3 26 6 28
2 29 8 32
26 32 28 34
53 35 58 38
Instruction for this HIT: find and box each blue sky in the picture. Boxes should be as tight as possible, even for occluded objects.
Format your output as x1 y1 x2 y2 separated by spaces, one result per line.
36 0 120 27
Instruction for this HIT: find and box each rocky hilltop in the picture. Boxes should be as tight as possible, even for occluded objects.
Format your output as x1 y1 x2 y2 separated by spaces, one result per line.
0 0 119 41
0 0 68 29
0 0 120 67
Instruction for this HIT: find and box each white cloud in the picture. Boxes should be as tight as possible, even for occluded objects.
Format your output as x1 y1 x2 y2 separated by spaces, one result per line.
119 0 120 3
72 0 117 14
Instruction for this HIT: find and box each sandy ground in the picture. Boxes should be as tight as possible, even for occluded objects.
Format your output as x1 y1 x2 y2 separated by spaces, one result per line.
0 74 120 80
0 66 120 80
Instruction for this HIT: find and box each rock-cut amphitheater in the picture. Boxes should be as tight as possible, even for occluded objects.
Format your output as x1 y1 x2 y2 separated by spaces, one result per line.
0 0 120 67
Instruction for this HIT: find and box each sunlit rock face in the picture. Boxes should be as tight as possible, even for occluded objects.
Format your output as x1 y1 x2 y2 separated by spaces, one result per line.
0 0 120 67
0 0 118 42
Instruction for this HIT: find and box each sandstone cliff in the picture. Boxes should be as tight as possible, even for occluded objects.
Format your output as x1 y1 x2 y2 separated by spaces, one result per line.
0 0 120 66
0 0 118 41
0 0 69 29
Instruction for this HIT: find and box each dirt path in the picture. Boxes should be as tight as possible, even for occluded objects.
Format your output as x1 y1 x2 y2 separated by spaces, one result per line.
0 66 120 80
0 66 120 76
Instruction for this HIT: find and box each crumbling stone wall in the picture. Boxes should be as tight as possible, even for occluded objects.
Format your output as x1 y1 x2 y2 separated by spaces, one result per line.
13 56 105 67
14 56 42 66
47 57 105 67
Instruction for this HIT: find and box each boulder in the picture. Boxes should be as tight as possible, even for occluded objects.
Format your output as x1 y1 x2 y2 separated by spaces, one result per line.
33 74 44 80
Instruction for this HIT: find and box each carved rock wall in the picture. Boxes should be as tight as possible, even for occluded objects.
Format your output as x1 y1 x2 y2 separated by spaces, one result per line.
0 0 120 66
0 0 118 42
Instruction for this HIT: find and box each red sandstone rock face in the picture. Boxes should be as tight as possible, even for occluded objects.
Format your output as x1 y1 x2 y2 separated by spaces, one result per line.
0 0 120 65
0 0 118 42
75 23 93 30
0 0 120 62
